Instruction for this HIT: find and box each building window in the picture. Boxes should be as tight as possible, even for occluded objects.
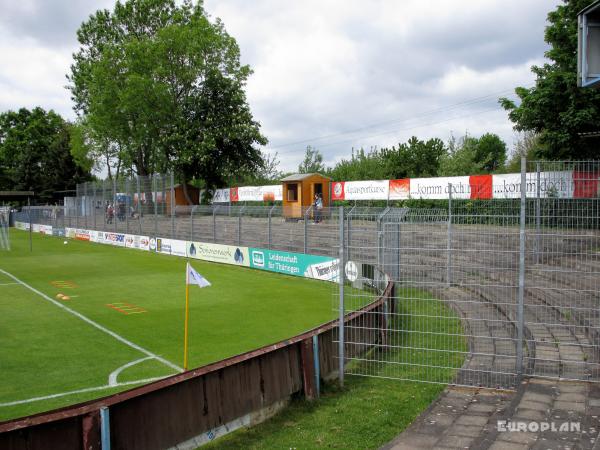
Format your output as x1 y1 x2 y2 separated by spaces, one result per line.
287 184 298 202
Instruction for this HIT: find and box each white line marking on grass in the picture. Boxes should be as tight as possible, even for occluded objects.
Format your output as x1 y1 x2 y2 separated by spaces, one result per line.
108 357 153 387
0 377 169 407
0 268 183 373
0 282 17 286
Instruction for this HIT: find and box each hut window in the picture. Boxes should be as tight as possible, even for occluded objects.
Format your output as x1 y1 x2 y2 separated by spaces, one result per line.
287 184 298 202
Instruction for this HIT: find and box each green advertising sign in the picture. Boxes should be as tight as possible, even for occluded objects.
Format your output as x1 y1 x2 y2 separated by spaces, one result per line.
249 248 339 282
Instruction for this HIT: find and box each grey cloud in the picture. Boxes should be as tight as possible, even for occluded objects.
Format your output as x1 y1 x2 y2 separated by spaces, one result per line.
0 1 113 47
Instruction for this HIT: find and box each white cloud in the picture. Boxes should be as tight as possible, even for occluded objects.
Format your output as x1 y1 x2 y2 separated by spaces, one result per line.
0 0 562 172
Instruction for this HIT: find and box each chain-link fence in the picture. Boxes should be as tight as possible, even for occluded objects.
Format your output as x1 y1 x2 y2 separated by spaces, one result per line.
11 160 600 389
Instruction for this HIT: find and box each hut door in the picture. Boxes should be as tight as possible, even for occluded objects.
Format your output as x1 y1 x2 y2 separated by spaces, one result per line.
313 183 323 198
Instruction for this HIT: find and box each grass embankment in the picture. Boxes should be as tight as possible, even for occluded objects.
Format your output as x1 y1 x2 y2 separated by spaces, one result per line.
204 290 466 449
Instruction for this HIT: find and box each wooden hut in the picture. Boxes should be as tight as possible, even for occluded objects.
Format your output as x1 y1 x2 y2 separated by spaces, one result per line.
281 173 331 219
166 184 200 214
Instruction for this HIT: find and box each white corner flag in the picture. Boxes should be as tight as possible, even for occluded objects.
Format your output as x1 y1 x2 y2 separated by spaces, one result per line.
183 262 210 370
186 262 211 288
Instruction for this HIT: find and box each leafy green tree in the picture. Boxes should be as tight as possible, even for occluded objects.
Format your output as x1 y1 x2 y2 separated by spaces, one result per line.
329 147 387 181
229 151 283 185
69 0 266 201
500 0 600 159
440 133 507 175
298 146 325 173
475 133 507 172
439 135 481 176
505 132 545 173
380 136 446 179
0 107 91 201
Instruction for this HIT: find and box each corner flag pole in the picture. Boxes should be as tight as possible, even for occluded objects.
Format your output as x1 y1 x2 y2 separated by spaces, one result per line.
183 263 190 371
182 262 210 371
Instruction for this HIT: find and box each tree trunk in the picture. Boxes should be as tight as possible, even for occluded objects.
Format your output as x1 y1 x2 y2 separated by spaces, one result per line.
181 175 194 205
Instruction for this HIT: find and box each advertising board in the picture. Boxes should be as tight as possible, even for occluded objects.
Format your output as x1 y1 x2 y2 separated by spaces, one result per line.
249 248 339 281
187 241 249 266
344 180 389 201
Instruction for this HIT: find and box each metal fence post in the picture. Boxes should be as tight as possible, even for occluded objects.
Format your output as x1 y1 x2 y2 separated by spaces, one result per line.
100 407 111 450
303 206 313 254
376 207 390 269
83 182 88 229
113 177 117 233
190 206 198 242
312 334 320 397
516 156 527 376
213 205 218 242
75 185 80 229
238 206 246 246
125 178 130 234
101 179 106 228
447 182 453 287
93 182 98 230
268 205 275 249
136 175 142 235
338 205 345 387
347 205 356 262
396 215 401 285
153 175 158 238
535 162 541 264
170 172 175 239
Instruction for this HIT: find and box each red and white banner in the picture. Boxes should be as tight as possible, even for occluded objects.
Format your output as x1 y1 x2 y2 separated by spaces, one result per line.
331 181 345 201
409 176 470 199
574 170 600 198
236 185 282 202
492 171 574 199
343 180 389 200
212 170 597 203
213 185 282 203
389 179 410 200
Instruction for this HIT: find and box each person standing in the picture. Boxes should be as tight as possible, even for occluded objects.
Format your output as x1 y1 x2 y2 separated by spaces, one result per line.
314 193 323 223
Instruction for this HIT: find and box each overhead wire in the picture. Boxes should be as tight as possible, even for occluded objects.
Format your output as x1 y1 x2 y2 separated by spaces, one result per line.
263 86 526 154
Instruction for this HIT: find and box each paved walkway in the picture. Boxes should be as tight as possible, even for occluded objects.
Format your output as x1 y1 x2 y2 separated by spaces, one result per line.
382 379 600 450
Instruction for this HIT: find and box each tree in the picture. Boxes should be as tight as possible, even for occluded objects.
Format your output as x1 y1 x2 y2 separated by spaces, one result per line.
475 133 507 172
439 133 507 176
505 132 545 173
229 151 283 185
0 107 91 201
68 0 266 201
329 147 387 181
69 119 125 179
298 146 325 173
500 0 600 159
439 135 481 176
380 136 446 179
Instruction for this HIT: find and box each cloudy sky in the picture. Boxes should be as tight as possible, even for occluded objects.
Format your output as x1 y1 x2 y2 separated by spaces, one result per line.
0 0 560 173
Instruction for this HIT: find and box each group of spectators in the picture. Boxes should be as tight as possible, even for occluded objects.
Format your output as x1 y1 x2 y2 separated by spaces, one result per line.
105 202 137 224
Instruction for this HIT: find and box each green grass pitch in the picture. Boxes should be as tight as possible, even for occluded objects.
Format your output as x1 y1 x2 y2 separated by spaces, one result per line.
0 230 335 421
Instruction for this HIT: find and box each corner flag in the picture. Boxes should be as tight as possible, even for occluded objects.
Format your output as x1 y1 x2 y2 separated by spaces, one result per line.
183 263 211 370
186 263 211 288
